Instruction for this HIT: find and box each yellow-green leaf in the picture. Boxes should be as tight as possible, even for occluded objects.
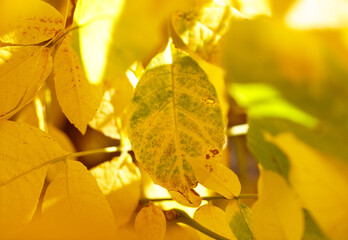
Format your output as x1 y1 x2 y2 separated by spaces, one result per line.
0 46 52 119
193 203 235 240
128 41 225 201
41 160 117 240
0 120 66 239
252 167 304 240
90 153 141 228
0 0 64 44
89 73 135 139
225 199 254 240
134 203 166 240
54 35 102 134
265 132 348 240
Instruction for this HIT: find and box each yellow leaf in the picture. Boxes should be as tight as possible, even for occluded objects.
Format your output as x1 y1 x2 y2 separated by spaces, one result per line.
172 0 242 61
53 35 102 134
265 132 348 240
45 124 76 183
193 203 235 240
169 190 202 208
47 124 76 153
74 0 197 84
0 120 66 239
0 0 64 44
128 41 225 201
14 101 40 128
252 167 304 240
89 73 135 139
0 46 52 119
134 203 166 240
90 153 141 228
193 163 241 199
165 223 200 240
41 160 117 240
225 199 254 240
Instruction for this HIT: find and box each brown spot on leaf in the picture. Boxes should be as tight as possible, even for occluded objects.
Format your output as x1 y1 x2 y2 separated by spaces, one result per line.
210 149 219 155
205 154 210 159
205 164 213 173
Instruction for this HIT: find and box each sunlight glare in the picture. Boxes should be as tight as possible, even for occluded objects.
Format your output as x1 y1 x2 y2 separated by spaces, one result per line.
163 39 173 65
286 0 348 29
238 0 271 18
76 0 125 84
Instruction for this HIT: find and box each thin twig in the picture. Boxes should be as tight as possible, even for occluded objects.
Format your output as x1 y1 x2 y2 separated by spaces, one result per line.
140 194 258 203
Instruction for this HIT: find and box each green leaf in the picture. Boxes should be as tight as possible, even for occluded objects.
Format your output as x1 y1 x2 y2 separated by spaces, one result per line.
302 210 328 240
128 41 228 201
249 118 348 167
223 17 348 131
247 119 290 180
229 83 318 128
226 199 254 240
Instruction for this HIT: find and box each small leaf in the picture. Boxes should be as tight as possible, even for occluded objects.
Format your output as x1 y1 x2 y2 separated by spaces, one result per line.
0 120 66 239
135 203 166 240
193 163 241 199
169 190 202 208
0 0 64 44
193 203 235 240
54 35 102 134
252 167 304 240
41 160 117 240
0 46 52 119
90 153 141 228
225 199 254 240
172 0 242 61
128 41 225 201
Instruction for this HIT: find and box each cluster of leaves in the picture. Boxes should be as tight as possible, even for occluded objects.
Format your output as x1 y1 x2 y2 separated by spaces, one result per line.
1 0 348 239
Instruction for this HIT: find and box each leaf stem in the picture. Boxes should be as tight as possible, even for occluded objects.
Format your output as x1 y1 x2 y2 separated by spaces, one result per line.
169 208 230 240
140 194 257 203
0 146 121 186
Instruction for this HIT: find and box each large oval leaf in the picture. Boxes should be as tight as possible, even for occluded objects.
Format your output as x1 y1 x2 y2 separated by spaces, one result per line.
54 35 102 134
41 160 117 240
0 120 66 239
0 46 52 119
0 0 64 44
128 41 225 201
